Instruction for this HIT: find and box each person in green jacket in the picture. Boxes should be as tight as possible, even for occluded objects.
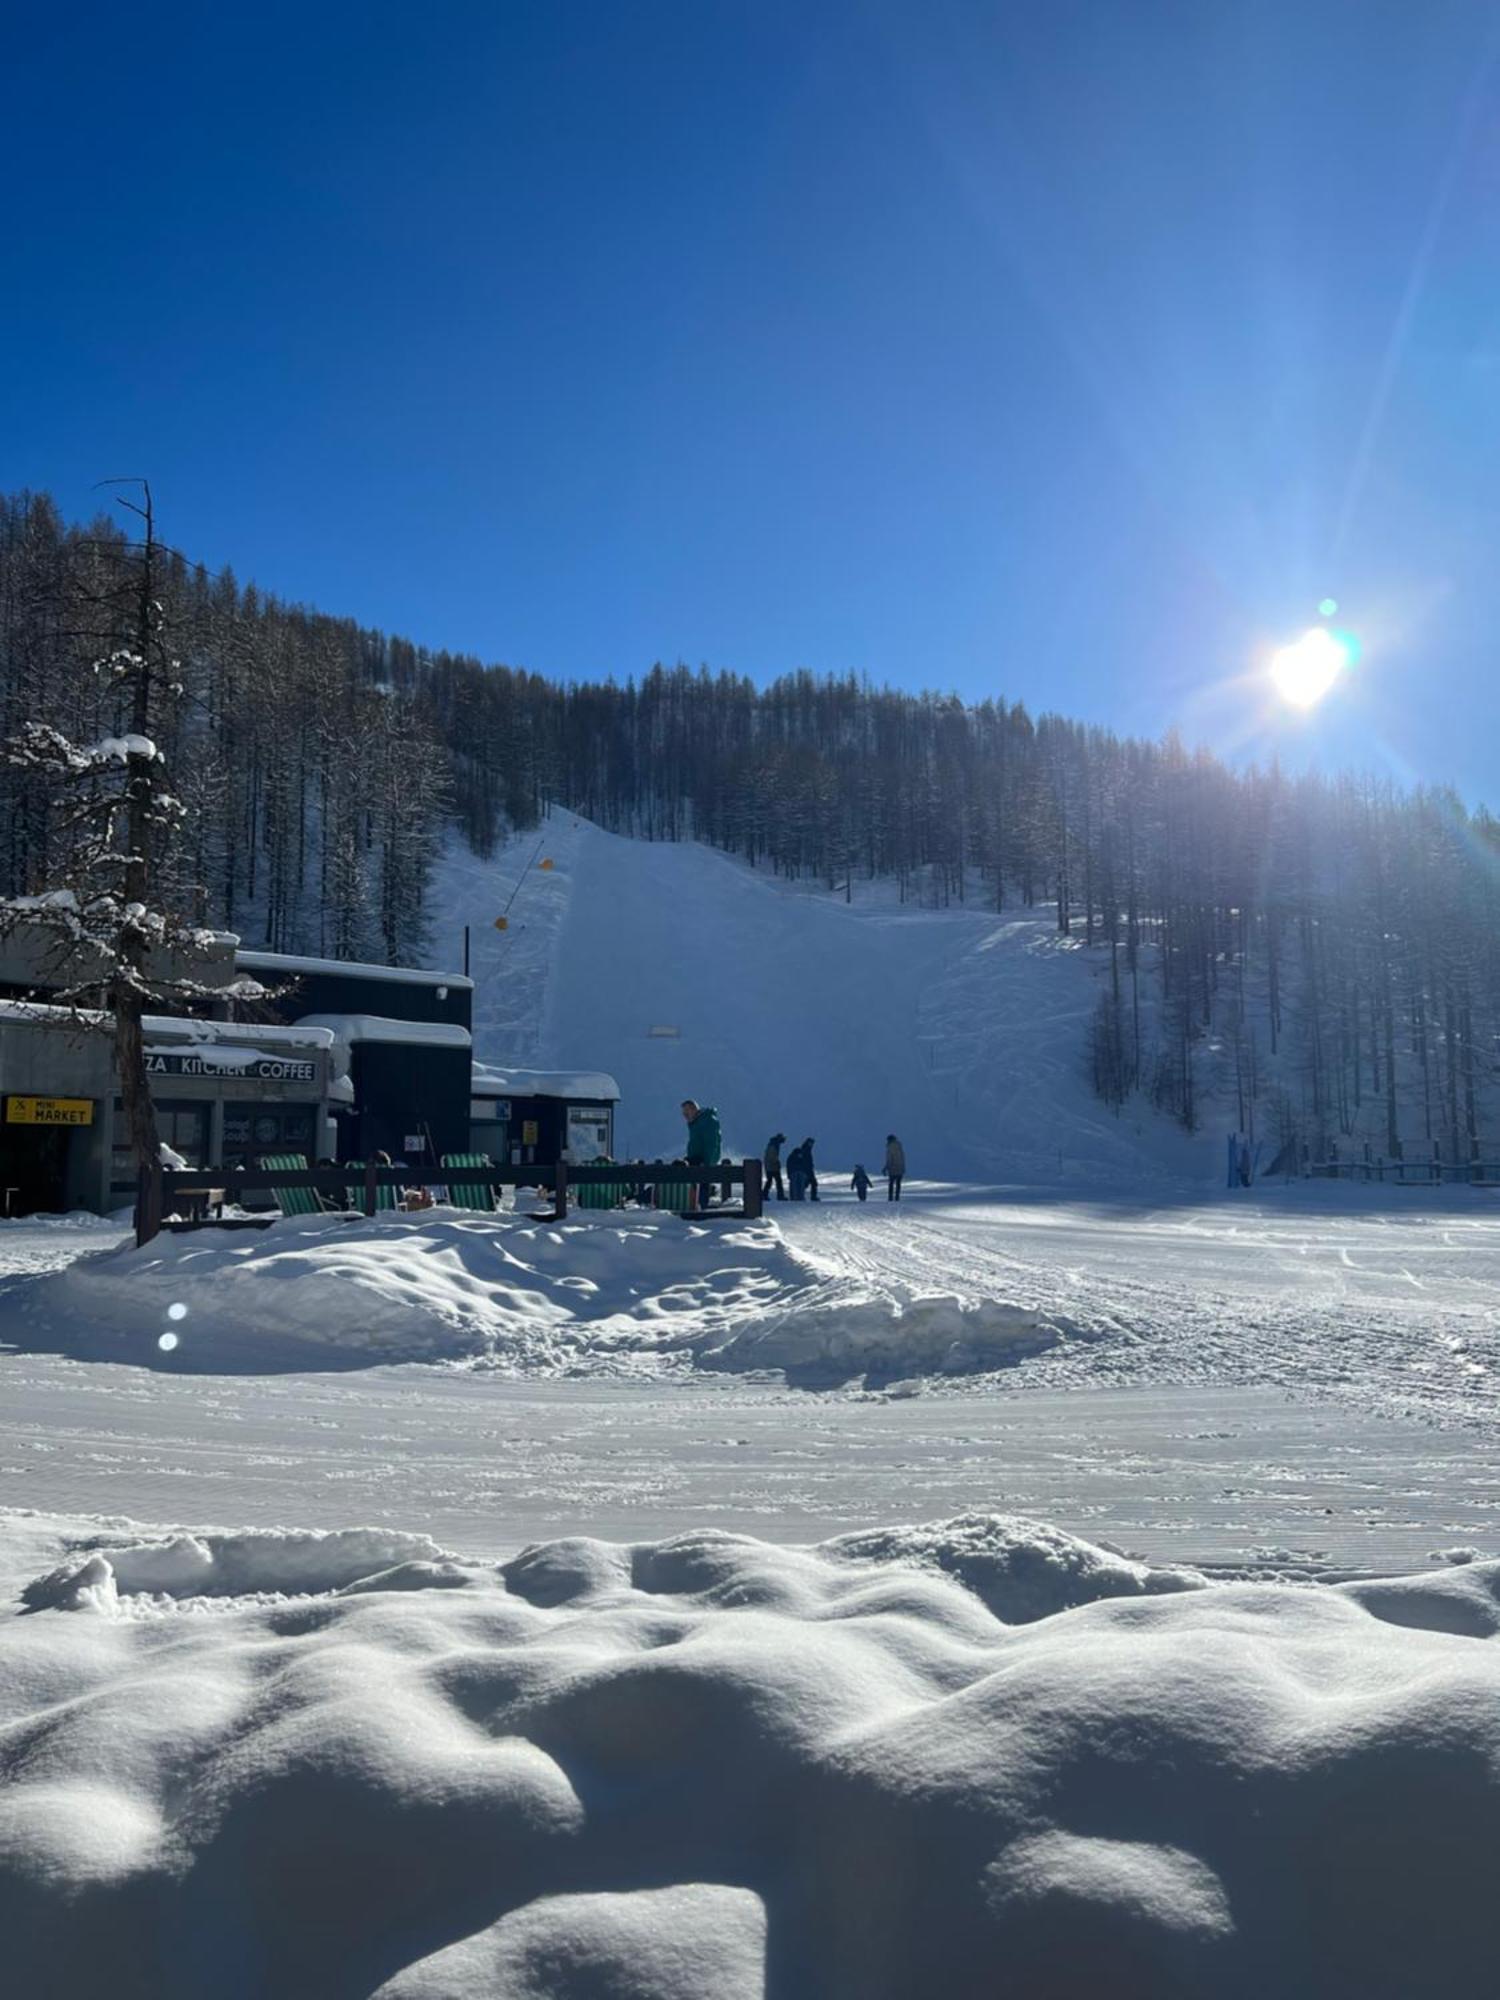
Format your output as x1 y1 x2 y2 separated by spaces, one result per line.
681 1098 724 1209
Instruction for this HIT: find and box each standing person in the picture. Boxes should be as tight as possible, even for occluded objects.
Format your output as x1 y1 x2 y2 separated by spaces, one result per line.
763 1132 787 1201
786 1140 808 1201
802 1137 819 1201
681 1099 722 1208
851 1163 871 1202
884 1133 906 1201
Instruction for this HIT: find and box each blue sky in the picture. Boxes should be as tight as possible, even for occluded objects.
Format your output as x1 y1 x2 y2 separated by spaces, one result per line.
5 1 1500 801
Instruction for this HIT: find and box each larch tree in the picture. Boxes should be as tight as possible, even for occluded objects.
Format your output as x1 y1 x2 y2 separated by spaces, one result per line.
0 483 241 1217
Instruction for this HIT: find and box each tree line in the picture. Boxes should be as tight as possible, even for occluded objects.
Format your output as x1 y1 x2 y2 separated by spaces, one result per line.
4 486 1498 1164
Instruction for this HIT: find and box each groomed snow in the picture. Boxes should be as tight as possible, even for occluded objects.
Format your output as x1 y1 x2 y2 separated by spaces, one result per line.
426 813 1218 1183
7 1187 1496 1425
5 1509 1500 1998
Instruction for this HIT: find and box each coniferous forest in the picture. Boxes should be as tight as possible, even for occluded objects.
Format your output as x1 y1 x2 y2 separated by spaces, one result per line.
4 487 1499 1161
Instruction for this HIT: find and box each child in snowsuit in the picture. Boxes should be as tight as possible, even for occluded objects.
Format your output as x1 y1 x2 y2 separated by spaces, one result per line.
851 1164 871 1201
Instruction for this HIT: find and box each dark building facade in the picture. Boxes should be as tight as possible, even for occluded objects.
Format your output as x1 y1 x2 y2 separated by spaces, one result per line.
238 950 476 1169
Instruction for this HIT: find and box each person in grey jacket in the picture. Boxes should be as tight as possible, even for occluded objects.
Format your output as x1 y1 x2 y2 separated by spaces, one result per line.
884 1133 906 1201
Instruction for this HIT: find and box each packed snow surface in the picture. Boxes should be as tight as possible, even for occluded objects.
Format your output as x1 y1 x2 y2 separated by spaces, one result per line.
6 1509 1500 1998
7 1187 1497 1425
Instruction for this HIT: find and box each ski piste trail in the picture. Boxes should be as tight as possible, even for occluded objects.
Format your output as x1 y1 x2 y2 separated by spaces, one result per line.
429 809 1212 1184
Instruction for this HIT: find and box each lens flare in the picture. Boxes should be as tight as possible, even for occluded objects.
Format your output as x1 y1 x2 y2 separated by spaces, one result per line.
158 1331 179 1352
1270 627 1350 708
167 1302 188 1321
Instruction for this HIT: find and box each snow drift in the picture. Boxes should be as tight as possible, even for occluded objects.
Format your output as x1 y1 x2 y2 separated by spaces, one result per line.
12 1210 1079 1380
6 1512 1500 1998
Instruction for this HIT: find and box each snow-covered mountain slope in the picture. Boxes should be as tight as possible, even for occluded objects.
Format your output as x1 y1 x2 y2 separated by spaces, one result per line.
428 814 1217 1187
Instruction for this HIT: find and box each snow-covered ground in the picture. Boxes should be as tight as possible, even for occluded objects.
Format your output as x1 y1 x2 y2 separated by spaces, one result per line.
3 1188 1500 1582
7 820 1500 1993
6 1185 1496 1421
6 1505 1500 1998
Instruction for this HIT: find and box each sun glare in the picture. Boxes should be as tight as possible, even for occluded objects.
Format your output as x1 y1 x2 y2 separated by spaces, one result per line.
1270 627 1348 709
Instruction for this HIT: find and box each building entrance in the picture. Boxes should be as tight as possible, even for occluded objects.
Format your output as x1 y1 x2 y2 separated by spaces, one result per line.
0 1122 72 1216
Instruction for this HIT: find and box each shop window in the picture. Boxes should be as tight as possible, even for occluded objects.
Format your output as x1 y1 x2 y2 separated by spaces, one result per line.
112 1099 209 1183
222 1103 317 1168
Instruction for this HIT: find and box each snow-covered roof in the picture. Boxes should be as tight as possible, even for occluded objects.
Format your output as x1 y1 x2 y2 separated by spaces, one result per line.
0 1001 337 1052
145 1017 336 1050
0 998 108 1027
471 1062 620 1102
237 949 472 991
296 1013 473 1050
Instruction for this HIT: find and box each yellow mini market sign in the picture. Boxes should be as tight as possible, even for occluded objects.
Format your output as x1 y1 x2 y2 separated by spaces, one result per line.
4 1096 95 1127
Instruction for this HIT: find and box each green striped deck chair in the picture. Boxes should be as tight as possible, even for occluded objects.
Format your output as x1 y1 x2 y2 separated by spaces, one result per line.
442 1153 498 1212
575 1166 623 1211
340 1162 401 1211
258 1153 320 1218
655 1167 694 1215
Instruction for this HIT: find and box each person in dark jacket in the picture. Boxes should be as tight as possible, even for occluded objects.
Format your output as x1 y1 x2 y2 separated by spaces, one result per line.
801 1137 819 1201
851 1163 872 1201
786 1140 808 1200
884 1133 906 1201
681 1099 723 1206
763 1133 786 1200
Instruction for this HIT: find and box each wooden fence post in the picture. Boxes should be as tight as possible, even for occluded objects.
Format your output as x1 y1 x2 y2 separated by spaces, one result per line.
364 1160 378 1217
136 1158 163 1247
743 1158 763 1219
553 1160 569 1220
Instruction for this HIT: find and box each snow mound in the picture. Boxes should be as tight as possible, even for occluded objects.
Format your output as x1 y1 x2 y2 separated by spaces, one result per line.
824 1512 1206 1622
695 1291 1072 1383
374 1884 767 1999
7 1514 1500 1996
21 1527 452 1612
13 1210 1068 1380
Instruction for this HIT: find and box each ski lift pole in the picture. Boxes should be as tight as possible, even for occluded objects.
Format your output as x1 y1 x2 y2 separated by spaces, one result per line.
494 832 549 933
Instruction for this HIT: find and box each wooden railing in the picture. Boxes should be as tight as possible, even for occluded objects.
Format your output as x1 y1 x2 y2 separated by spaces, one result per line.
137 1158 763 1245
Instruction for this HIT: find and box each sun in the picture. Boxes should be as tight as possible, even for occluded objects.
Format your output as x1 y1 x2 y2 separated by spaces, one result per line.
1269 627 1349 709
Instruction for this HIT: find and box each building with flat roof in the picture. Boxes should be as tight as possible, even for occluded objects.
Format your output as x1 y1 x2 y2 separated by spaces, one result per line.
470 1063 620 1168
0 1003 345 1215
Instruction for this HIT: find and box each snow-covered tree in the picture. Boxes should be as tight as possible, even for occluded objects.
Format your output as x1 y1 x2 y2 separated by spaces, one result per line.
0 484 237 1209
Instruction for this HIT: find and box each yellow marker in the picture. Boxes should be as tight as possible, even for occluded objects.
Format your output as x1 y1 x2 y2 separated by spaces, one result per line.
494 916 508 931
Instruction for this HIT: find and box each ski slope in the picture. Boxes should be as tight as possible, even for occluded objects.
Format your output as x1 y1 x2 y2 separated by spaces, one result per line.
429 814 1213 1185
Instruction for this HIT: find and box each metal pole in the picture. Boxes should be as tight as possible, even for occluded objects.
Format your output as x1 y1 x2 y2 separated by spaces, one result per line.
463 925 470 978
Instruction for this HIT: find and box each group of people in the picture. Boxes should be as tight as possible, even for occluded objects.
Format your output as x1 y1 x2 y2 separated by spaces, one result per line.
677 1103 909 1206
761 1129 906 1202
